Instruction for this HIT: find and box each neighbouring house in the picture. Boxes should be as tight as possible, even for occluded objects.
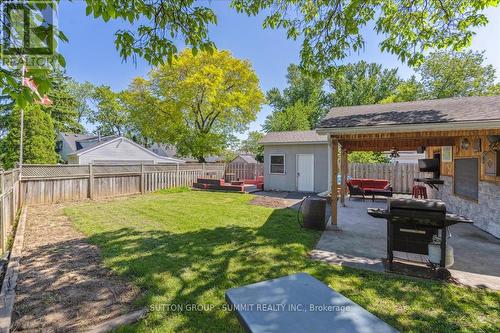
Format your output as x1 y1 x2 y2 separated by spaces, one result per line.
229 154 258 164
56 133 184 165
317 95 500 237
259 130 329 193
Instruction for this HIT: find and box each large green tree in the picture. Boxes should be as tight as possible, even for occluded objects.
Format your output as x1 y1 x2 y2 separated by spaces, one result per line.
266 64 329 128
329 61 402 106
417 50 499 99
263 100 314 132
0 104 58 169
3 1 498 108
42 71 85 133
127 49 265 162
66 80 96 124
240 131 264 162
91 86 130 136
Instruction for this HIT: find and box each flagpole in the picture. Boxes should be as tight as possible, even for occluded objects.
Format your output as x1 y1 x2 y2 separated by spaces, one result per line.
19 106 24 180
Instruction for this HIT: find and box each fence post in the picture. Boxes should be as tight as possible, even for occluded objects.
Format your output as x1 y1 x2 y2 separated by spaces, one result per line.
176 163 180 187
140 163 145 194
89 163 94 200
202 163 205 178
0 170 4 195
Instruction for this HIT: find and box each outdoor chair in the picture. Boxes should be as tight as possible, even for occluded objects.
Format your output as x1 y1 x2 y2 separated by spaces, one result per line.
347 183 365 200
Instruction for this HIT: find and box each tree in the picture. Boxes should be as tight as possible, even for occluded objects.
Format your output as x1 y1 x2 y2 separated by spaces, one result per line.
240 131 264 162
328 61 402 106
266 64 329 128
42 71 85 133
92 86 129 136
127 49 265 162
263 101 312 132
0 104 58 169
379 76 424 103
233 0 500 73
348 152 389 164
417 51 498 99
66 80 96 124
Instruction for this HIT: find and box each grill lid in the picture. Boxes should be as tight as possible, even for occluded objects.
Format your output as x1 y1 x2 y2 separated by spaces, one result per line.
388 198 446 213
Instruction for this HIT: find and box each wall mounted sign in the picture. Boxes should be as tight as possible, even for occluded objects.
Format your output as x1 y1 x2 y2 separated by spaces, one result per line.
442 146 453 162
484 151 497 176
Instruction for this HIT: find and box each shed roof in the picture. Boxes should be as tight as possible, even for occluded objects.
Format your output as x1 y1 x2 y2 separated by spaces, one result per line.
259 130 328 145
319 95 500 129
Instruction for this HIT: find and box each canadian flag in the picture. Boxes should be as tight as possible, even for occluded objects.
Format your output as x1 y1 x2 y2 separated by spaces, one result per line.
22 66 53 106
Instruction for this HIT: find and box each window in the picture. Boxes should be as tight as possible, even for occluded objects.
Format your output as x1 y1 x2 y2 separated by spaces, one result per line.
269 154 285 174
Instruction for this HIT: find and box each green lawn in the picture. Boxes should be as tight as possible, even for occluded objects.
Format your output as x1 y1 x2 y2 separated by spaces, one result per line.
65 190 499 333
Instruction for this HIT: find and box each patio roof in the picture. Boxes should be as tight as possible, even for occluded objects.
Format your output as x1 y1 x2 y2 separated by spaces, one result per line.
318 95 500 131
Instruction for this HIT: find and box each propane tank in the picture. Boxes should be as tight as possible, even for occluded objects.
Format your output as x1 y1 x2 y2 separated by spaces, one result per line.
428 235 454 267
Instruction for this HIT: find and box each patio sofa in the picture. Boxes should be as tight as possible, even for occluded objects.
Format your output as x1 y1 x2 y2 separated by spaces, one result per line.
347 178 393 201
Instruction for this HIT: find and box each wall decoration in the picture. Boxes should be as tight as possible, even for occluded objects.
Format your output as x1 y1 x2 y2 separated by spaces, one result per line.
483 151 497 176
473 138 482 152
442 146 453 162
460 138 470 150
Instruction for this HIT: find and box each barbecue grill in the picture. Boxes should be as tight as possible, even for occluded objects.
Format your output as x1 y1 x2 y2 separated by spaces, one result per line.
368 198 473 274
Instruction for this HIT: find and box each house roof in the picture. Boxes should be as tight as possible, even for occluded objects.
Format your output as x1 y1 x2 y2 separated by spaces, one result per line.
67 136 185 163
231 154 258 164
259 130 328 145
59 132 97 152
318 95 500 130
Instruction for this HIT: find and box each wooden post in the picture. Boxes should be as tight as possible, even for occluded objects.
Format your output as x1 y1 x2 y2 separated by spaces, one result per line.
340 147 347 207
140 163 145 193
0 170 4 252
89 163 94 200
176 163 180 187
331 138 339 226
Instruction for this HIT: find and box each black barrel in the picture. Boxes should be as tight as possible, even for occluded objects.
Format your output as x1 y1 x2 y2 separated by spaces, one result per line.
301 197 326 230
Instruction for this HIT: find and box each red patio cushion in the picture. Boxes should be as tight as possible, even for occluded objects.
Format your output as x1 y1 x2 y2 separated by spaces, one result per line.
361 179 389 190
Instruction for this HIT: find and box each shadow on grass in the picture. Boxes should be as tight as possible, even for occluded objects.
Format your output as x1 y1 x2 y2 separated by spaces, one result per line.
64 205 499 333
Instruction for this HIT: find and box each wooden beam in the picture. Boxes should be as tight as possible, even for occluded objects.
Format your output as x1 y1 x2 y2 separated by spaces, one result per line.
339 137 456 152
331 138 339 226
340 147 347 207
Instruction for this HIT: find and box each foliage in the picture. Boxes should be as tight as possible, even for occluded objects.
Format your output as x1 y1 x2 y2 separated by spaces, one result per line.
232 0 500 74
417 50 499 99
348 151 389 164
240 131 264 162
263 100 312 132
91 86 129 136
329 61 402 106
66 190 500 332
379 76 424 104
266 64 329 128
127 49 265 162
0 104 57 169
42 70 85 133
0 1 67 108
66 79 96 124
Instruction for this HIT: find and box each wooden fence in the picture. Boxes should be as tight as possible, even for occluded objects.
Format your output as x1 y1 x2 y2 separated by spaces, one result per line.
0 169 20 253
224 163 264 181
20 163 226 205
348 163 427 193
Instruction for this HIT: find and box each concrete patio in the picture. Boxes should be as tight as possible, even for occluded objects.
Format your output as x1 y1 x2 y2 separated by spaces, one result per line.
310 197 500 290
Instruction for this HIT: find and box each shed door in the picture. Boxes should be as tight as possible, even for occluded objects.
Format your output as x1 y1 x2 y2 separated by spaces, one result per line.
297 154 314 192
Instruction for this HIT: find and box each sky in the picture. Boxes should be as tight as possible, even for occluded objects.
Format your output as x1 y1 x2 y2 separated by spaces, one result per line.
58 2 500 139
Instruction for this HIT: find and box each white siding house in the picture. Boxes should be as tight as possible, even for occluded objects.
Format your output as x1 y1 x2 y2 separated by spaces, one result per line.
57 133 183 165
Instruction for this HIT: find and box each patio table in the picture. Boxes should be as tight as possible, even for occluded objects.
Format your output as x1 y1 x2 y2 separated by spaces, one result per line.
225 273 399 333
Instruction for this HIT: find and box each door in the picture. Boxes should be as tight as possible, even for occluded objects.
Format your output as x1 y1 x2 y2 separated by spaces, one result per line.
297 154 314 192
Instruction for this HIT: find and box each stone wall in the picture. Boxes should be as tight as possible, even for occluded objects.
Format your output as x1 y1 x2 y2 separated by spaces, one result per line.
428 176 500 238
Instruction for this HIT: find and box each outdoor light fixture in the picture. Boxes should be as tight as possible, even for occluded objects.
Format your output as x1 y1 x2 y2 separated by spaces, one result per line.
390 148 400 158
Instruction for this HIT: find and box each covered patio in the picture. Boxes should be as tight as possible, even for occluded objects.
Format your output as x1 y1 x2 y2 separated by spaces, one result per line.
314 96 500 288
311 198 500 290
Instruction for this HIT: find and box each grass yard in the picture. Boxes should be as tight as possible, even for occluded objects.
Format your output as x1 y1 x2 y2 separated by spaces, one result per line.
65 190 500 333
